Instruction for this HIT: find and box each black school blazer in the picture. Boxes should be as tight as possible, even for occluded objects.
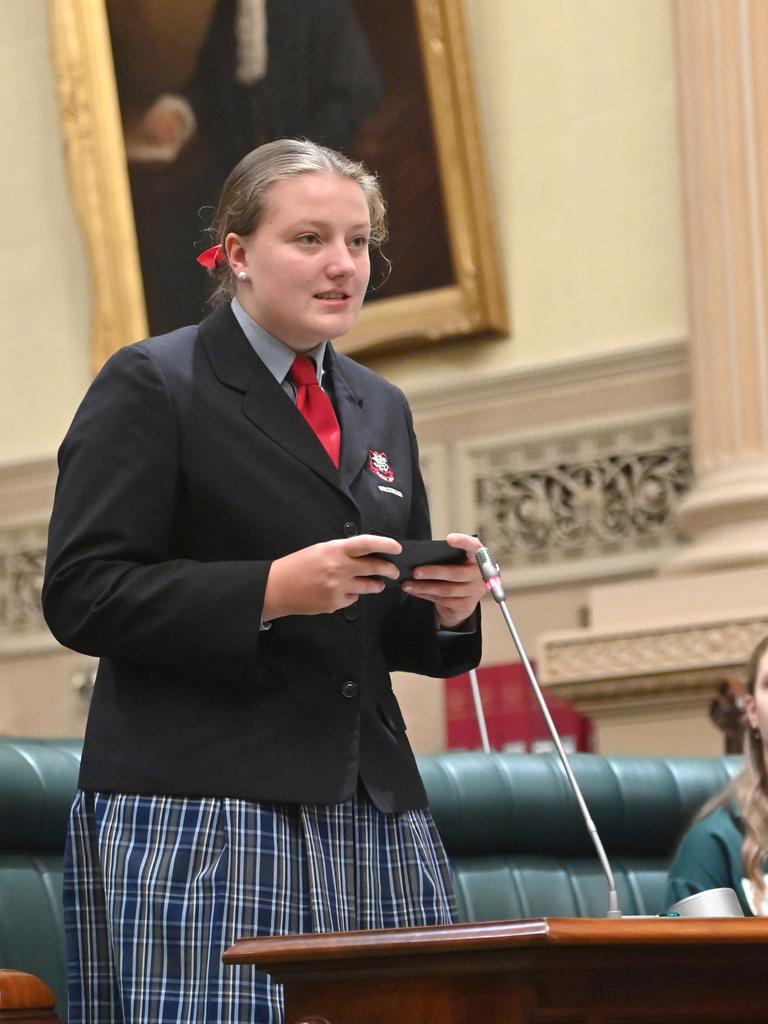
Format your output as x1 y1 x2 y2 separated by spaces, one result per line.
43 304 481 812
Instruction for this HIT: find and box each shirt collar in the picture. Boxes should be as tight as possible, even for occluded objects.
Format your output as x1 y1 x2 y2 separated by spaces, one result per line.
231 297 328 385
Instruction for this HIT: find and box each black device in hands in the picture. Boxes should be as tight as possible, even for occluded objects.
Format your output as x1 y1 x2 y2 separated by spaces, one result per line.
373 536 467 586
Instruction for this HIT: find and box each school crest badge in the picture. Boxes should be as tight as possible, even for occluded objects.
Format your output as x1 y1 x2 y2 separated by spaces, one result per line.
368 450 395 483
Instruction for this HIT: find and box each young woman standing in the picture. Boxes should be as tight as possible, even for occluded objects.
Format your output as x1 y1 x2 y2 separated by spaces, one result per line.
43 138 484 1023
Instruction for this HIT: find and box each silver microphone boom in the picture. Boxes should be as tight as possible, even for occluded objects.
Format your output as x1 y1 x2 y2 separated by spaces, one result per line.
475 545 622 919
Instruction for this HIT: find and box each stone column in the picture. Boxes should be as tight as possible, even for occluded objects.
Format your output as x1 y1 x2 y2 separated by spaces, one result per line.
666 0 768 574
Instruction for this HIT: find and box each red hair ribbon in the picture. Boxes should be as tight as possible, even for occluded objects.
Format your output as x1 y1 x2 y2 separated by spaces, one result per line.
197 244 226 269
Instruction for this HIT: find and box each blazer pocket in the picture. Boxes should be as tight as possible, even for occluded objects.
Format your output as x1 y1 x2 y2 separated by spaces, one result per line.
378 689 407 733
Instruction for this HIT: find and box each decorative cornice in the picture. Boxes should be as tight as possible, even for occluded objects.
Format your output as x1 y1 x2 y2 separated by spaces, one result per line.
408 336 688 414
0 456 57 483
0 457 58 522
546 667 741 718
539 614 768 716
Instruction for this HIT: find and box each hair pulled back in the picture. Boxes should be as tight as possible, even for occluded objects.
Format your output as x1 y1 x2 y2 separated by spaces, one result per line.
205 138 387 305
734 635 768 908
697 634 768 910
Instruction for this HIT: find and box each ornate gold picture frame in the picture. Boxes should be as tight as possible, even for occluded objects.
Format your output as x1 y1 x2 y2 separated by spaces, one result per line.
50 0 507 371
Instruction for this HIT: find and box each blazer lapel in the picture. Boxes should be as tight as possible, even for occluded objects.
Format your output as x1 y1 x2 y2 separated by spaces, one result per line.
199 305 354 499
327 348 371 491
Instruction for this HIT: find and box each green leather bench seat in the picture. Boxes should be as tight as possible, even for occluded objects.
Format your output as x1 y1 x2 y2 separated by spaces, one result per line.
0 740 741 1019
0 740 81 1017
420 751 742 919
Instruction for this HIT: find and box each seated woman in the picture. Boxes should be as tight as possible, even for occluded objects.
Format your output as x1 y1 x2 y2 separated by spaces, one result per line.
664 635 768 915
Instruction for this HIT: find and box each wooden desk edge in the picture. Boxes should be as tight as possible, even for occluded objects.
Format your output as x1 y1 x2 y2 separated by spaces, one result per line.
223 916 768 967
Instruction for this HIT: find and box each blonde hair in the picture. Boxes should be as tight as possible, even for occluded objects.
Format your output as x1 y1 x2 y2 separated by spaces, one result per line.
205 138 387 305
696 635 768 910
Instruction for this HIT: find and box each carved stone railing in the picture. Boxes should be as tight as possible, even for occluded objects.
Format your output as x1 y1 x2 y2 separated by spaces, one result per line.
0 524 48 641
464 410 692 586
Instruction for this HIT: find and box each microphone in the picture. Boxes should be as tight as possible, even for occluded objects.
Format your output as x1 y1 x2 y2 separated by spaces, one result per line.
475 546 622 919
475 546 504 601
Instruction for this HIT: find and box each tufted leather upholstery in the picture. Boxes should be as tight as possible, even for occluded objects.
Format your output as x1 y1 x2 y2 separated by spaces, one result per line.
420 752 742 919
0 741 741 1019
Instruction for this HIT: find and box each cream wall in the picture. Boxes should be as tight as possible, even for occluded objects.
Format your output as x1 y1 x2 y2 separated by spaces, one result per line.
0 0 685 460
369 0 687 392
0 0 90 465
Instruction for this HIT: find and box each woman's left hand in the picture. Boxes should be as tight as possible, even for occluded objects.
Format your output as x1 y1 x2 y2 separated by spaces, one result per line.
401 533 486 629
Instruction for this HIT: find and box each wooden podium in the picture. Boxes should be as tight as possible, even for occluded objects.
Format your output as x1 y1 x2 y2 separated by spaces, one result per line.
224 917 768 1023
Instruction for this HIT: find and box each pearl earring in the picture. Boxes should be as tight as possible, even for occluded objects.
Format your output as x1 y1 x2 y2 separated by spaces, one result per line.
238 271 247 281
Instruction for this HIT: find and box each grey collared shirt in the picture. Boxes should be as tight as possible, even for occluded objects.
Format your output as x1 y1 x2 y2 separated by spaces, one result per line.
231 297 328 397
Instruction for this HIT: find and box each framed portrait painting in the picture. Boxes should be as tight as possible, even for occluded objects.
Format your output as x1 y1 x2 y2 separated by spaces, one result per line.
50 0 507 368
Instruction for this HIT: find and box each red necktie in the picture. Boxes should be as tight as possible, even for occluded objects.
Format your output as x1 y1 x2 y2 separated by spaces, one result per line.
289 356 341 467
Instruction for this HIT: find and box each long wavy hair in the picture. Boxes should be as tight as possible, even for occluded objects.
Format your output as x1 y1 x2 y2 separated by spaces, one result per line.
697 635 768 910
204 138 388 306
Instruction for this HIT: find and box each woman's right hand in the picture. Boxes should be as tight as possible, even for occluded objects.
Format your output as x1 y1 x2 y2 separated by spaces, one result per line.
262 535 402 620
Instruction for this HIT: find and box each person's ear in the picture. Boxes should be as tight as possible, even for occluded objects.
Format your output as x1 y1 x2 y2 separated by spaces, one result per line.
224 233 248 275
743 694 759 731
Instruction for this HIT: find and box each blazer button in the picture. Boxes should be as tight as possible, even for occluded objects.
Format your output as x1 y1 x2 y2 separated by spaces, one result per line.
343 521 359 537
343 605 359 621
341 680 359 699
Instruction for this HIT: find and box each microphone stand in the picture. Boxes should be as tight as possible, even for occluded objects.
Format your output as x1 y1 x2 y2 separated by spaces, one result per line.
475 547 622 919
468 668 491 753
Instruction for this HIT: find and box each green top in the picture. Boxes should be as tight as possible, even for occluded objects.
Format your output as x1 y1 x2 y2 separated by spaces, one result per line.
664 804 763 916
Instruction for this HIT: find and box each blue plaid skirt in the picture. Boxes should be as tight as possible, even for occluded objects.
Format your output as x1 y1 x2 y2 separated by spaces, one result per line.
64 787 457 1023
